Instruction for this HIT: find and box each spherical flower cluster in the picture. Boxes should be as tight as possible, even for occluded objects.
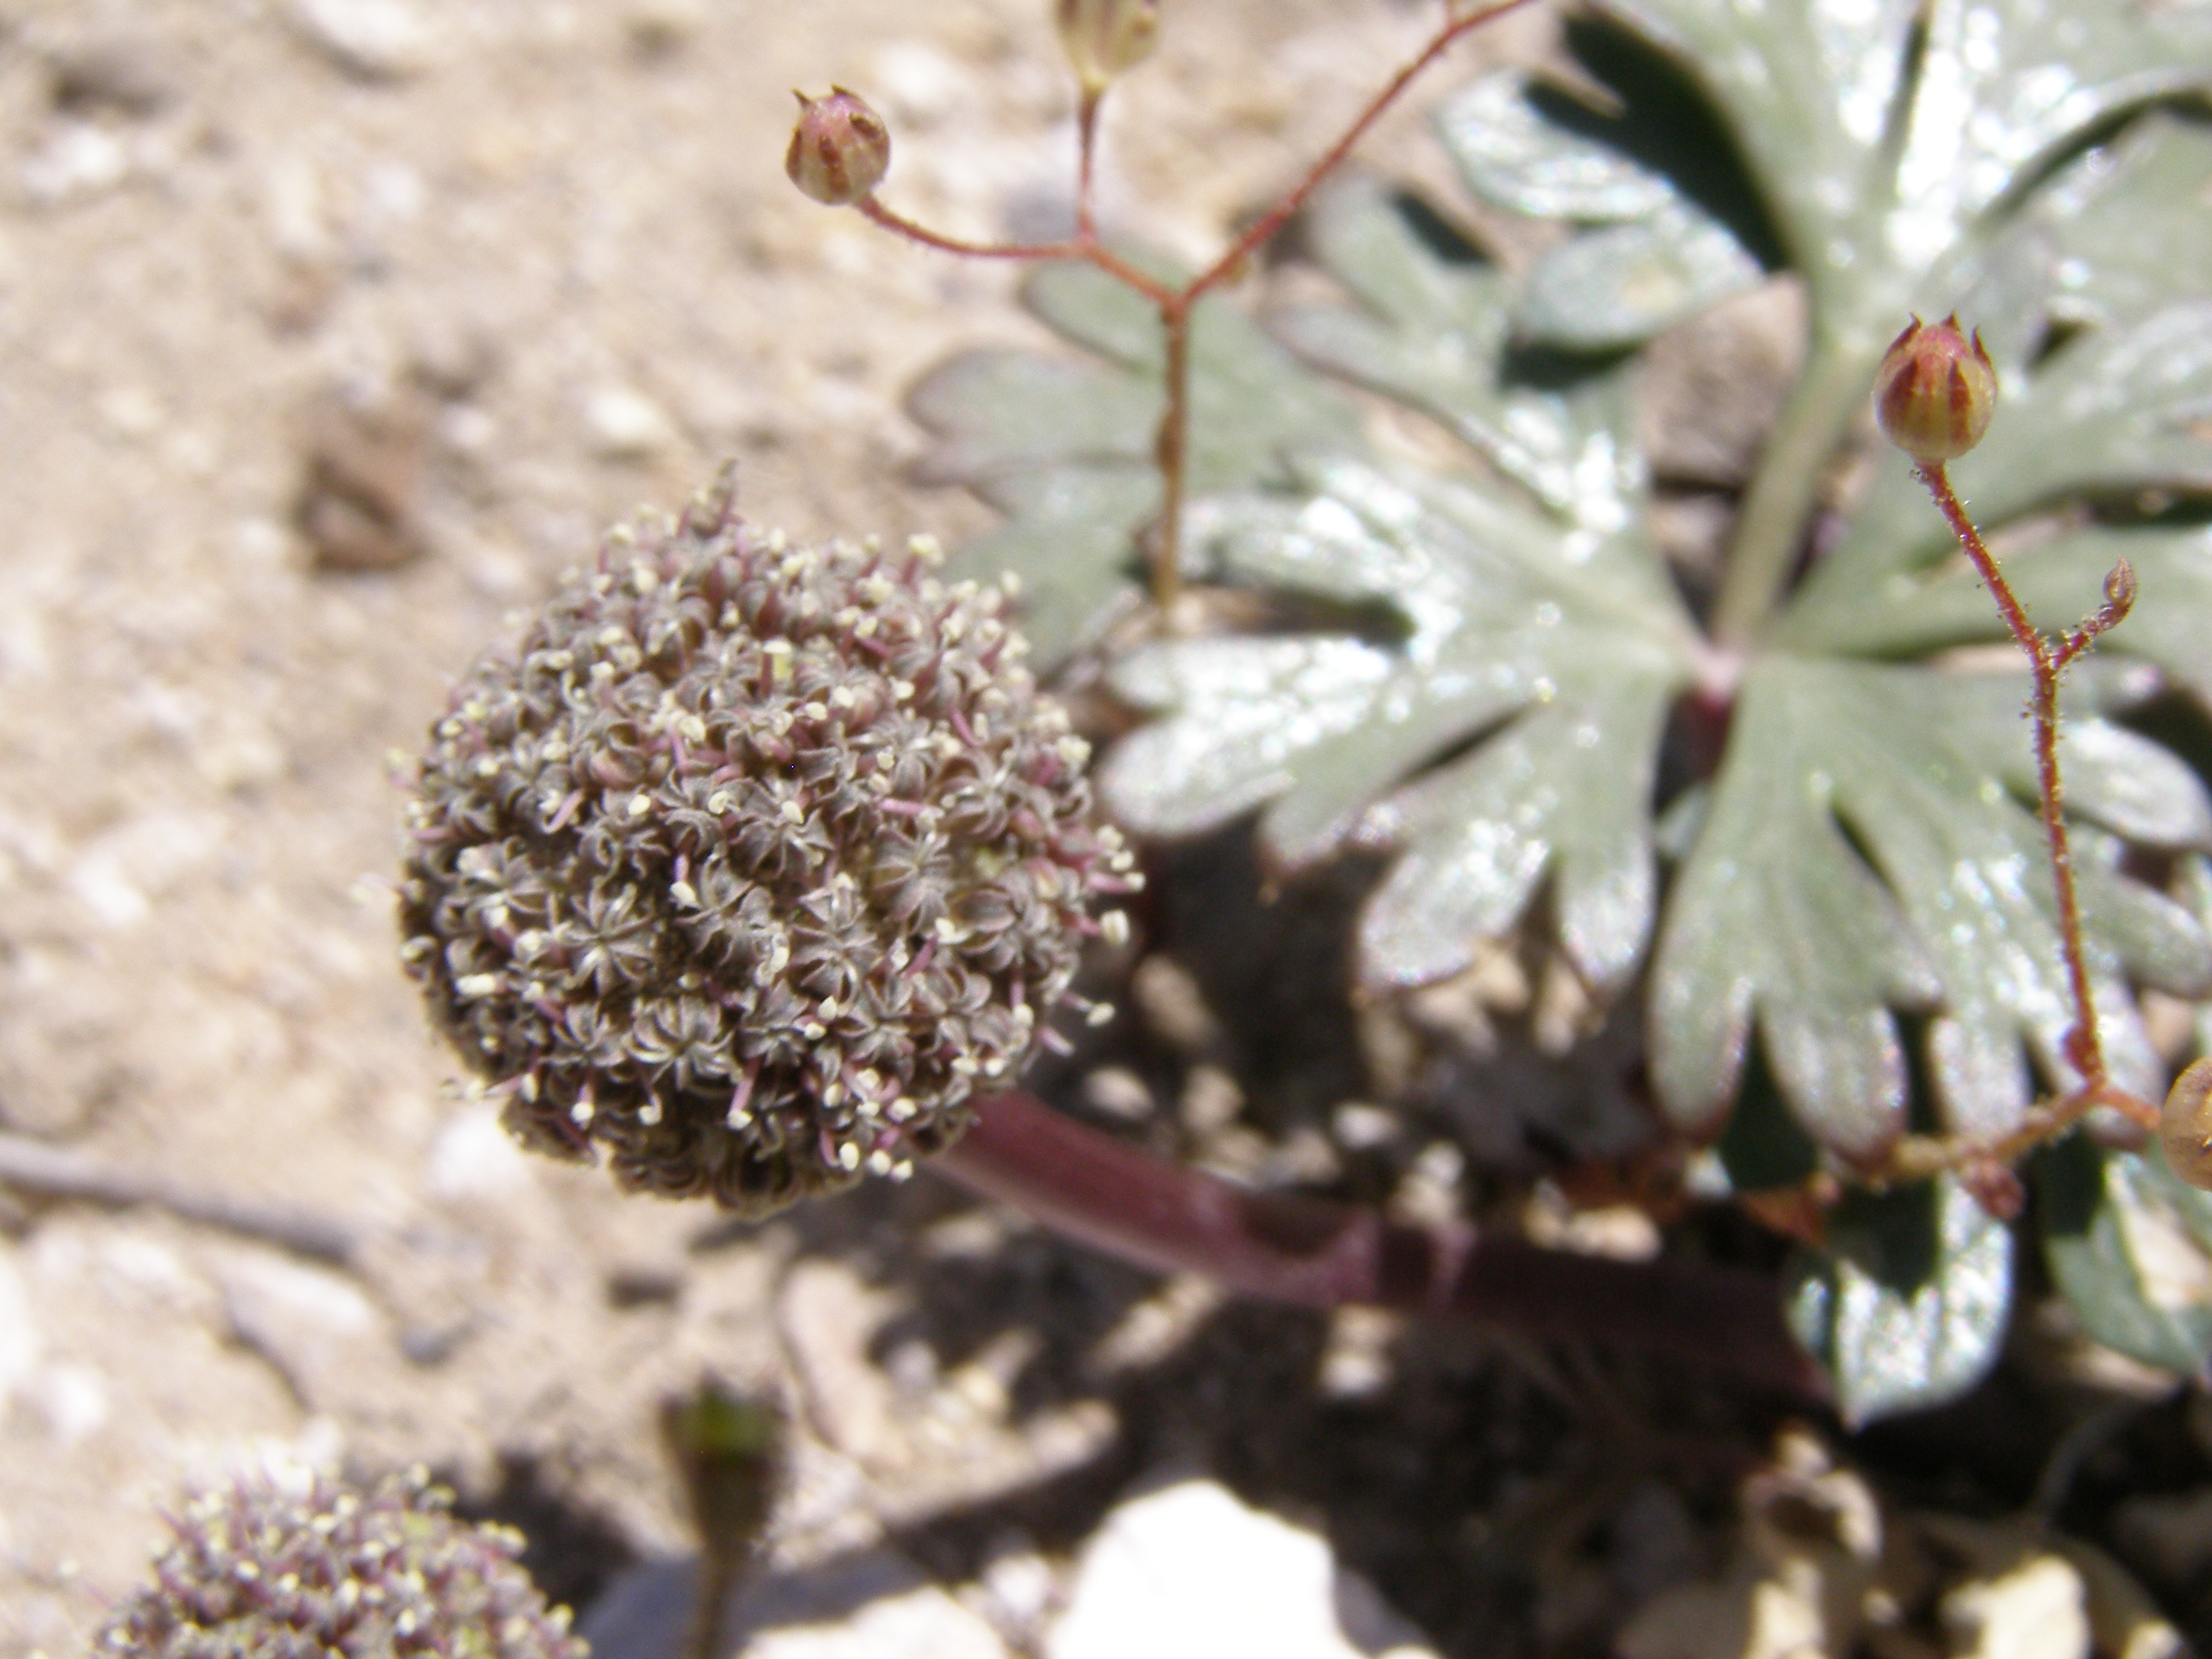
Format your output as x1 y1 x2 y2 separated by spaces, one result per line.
400 467 1134 1214
97 1467 581 1659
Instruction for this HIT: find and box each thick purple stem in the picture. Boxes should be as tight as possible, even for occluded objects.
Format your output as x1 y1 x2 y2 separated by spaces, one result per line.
939 1089 1826 1400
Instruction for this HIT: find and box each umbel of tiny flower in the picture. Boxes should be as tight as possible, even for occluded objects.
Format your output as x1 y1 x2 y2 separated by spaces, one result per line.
785 87 890 207
1874 313 1998 465
1057 0 1162 94
97 1466 583 1659
400 467 1135 1214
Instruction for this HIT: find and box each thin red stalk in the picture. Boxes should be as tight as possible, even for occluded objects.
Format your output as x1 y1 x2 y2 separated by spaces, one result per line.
1184 0 1540 306
850 0 1539 613
1917 463 2144 1122
938 1088 1827 1399
1151 300 1192 611
856 196 1077 261
855 197 1174 300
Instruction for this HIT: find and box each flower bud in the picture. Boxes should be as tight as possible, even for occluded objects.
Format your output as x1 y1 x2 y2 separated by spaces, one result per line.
785 87 889 207
2163 1057 2212 1191
1873 313 1998 464
1056 0 1161 94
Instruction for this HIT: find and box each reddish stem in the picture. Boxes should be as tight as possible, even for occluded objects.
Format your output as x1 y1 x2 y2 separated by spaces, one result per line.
849 0 1540 616
1181 0 1540 309
1916 464 2153 1128
938 1088 1827 1399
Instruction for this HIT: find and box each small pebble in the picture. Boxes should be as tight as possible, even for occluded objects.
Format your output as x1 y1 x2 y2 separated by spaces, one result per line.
1049 1479 1439 1659
585 386 679 461
1081 1066 1154 1122
291 0 434 79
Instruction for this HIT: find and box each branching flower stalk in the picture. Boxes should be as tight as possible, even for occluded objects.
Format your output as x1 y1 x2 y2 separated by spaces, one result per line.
1864 317 2158 1196
789 0 1540 613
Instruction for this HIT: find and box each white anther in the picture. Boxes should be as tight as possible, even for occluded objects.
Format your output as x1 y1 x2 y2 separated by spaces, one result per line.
456 973 500 998
1100 910 1130 947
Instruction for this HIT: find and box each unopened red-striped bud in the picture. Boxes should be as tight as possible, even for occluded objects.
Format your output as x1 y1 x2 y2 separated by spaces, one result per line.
1874 314 1998 465
786 88 890 207
1056 0 1161 94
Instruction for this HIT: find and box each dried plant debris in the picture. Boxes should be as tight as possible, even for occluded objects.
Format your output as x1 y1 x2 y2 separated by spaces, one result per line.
913 0 2212 1411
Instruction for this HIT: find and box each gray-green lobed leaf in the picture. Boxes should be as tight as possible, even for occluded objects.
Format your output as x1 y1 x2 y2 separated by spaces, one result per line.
2042 1132 2212 1380
1789 1174 2014 1424
910 260 1364 665
1654 658 2212 1153
908 0 2212 1413
1100 454 1697 994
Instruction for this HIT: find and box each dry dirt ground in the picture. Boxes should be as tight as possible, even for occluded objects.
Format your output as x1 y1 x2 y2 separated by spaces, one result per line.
5 3 2212 1657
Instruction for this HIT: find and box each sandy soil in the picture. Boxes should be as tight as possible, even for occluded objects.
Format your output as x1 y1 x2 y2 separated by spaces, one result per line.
7 4 2212 1657
0 0 1576 1650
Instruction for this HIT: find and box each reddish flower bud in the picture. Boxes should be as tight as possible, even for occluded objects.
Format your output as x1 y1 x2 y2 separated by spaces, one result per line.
1873 313 1998 465
1056 0 1161 94
2163 1057 2212 1191
785 87 889 207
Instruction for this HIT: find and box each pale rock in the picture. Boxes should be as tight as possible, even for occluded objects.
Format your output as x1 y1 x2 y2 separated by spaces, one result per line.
1617 1573 1824 1659
29 1361 109 1445
585 386 679 460
427 1101 536 1201
1047 1478 1440 1659
1080 1065 1154 1122
585 1550 1009 1659
21 122 129 204
2048 1538 2187 1659
1620 1430 1881 1659
291 0 433 79
1942 1553 2089 1659
745 1583 1009 1659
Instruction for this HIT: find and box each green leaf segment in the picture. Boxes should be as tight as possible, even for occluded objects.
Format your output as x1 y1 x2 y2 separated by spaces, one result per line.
913 1 2212 1414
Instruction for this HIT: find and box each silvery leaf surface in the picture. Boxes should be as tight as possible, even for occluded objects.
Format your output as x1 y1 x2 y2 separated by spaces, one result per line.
908 260 1363 666
2042 1133 2212 1380
1100 456 1697 992
1591 0 2212 335
1792 524 2212 711
1434 65 1763 348
1271 175 1644 527
1789 1174 2013 1425
1652 658 2212 1154
1512 200 1763 350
